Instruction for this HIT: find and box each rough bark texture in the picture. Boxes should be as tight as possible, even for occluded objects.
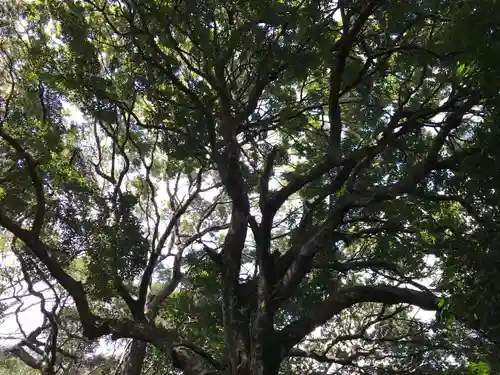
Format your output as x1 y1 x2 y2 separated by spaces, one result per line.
122 340 147 375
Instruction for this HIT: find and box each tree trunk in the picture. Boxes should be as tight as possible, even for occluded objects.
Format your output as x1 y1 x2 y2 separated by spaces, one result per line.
121 340 147 375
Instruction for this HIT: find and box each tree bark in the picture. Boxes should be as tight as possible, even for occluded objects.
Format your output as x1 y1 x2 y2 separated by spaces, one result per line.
121 340 147 375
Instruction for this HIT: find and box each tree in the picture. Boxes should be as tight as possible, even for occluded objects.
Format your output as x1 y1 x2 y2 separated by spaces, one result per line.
1 0 500 374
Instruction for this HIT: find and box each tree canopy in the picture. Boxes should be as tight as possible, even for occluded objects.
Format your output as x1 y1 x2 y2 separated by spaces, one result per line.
1 0 500 374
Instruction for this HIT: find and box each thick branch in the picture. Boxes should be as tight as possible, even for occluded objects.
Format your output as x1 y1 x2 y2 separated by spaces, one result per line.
5 346 43 370
259 146 278 211
0 211 96 338
0 128 45 236
270 97 476 309
328 0 382 157
278 285 438 353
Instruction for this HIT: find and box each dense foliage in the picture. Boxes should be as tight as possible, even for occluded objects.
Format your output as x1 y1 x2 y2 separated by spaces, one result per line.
1 0 500 374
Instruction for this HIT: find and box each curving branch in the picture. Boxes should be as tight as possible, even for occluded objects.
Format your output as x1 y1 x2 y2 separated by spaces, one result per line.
138 168 203 307
0 127 45 237
278 284 438 353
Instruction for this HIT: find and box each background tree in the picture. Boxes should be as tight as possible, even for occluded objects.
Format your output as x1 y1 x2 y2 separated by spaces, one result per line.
1 0 500 374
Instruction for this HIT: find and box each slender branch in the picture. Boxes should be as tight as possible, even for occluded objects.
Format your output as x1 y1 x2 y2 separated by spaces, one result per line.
138 169 203 305
145 248 183 320
331 259 432 292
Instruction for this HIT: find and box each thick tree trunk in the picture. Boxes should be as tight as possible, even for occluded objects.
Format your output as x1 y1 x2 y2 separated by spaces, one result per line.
121 340 147 375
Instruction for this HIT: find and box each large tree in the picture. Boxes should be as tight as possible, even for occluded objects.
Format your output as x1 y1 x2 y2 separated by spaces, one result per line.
1 0 500 374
